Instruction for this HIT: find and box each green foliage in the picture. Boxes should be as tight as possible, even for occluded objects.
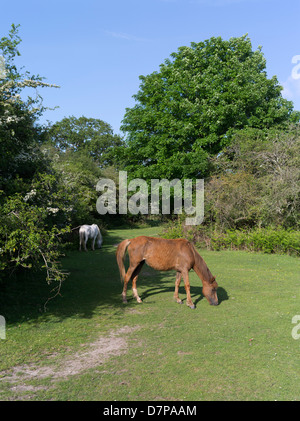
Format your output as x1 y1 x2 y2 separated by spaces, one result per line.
120 35 297 180
45 116 122 167
162 221 185 239
40 146 103 225
205 171 263 229
163 223 300 256
0 194 70 289
209 227 300 255
207 125 300 229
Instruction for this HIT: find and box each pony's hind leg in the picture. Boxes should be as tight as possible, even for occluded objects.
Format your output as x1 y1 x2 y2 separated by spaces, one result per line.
122 268 132 303
122 261 144 304
174 271 183 304
122 264 138 303
131 261 145 304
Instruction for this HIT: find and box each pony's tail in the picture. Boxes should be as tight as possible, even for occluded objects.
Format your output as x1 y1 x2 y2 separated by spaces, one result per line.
79 228 85 249
116 239 131 282
97 229 103 248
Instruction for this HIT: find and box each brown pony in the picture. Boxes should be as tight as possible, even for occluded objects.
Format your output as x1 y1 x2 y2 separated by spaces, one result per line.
116 236 218 309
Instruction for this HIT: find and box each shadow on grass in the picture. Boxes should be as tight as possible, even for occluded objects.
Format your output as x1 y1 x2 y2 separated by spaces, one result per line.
0 230 125 325
0 229 228 325
136 279 228 308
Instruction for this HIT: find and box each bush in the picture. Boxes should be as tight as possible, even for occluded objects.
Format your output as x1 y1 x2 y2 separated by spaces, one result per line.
0 194 70 292
162 222 300 256
209 227 300 255
207 125 300 230
204 171 263 229
162 221 185 239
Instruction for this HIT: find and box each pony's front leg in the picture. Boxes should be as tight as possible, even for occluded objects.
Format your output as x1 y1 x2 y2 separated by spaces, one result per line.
182 270 195 309
174 271 183 304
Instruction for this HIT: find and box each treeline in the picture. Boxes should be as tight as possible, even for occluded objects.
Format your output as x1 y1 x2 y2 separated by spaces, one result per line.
1 25 300 295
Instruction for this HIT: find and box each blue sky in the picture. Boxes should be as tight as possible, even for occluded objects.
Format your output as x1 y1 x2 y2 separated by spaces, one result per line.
1 0 300 135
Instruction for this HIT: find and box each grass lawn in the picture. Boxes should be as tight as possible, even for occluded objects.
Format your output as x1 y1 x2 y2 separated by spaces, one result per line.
0 224 300 401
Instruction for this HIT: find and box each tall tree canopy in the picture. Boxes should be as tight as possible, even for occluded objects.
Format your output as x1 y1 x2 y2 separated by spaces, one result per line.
120 35 298 180
46 116 122 167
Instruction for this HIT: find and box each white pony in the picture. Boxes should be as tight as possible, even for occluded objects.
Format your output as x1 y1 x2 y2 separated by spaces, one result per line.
79 224 103 251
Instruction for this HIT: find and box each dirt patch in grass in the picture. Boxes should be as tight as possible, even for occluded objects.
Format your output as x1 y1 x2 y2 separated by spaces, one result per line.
0 325 140 396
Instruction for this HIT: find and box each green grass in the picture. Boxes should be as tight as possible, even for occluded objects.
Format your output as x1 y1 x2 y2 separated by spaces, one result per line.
0 224 300 400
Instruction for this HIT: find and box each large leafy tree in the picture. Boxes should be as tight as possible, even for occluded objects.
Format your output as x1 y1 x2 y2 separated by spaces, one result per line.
120 35 298 180
46 116 122 167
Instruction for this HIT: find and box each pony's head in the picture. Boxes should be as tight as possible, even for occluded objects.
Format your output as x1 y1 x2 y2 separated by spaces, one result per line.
202 277 218 306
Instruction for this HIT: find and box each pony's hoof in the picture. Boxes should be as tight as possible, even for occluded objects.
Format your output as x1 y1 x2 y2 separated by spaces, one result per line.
174 298 183 304
188 304 196 309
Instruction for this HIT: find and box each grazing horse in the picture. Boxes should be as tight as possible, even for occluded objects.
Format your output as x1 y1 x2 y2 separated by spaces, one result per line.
79 224 103 251
116 236 218 309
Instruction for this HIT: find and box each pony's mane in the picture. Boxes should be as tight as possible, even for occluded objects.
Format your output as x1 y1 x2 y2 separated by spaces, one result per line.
190 243 215 284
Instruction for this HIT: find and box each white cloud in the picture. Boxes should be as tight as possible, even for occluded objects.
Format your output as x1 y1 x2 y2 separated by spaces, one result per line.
105 31 149 42
281 75 300 101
